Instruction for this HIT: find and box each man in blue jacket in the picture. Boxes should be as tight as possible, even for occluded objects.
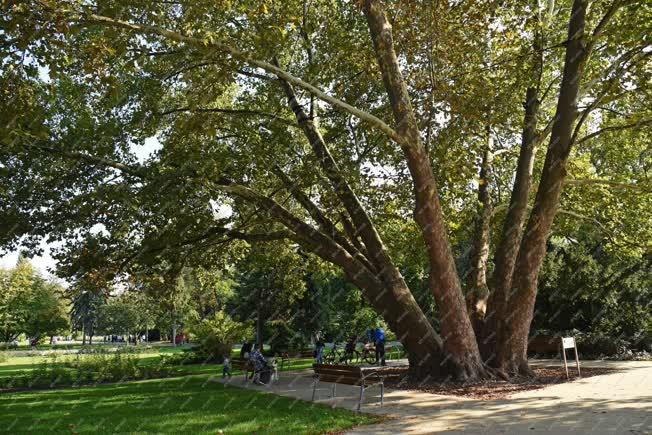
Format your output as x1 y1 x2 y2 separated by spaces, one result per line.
374 327 386 366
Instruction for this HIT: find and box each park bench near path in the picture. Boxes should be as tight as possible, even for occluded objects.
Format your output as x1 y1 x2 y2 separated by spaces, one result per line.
312 363 385 411
528 335 561 356
230 358 254 382
279 349 314 372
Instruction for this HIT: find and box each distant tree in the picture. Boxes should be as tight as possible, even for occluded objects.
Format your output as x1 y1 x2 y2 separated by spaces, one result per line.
0 257 34 342
535 237 652 338
23 279 70 342
69 288 105 345
98 291 157 343
231 243 307 351
0 257 70 344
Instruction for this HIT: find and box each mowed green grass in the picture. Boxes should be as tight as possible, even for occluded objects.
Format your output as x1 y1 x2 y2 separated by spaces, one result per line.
0 342 318 380
0 352 316 384
0 375 378 434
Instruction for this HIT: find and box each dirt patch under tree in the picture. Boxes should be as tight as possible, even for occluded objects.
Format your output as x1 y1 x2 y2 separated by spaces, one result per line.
381 366 618 400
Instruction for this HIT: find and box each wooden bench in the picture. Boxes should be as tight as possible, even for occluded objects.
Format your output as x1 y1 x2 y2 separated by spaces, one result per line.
312 364 384 411
230 358 254 382
528 336 561 355
279 349 314 371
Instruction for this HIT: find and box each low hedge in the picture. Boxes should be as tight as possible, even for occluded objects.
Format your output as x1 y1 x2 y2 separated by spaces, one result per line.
0 352 188 391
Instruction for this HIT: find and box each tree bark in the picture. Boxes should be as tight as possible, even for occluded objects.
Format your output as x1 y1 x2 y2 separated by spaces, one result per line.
172 307 177 347
482 0 547 361
272 61 455 378
466 130 493 334
256 288 263 351
363 0 486 380
494 0 588 375
482 87 540 361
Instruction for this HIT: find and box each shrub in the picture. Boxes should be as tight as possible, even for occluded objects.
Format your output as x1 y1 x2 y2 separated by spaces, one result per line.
0 351 187 391
528 329 651 360
189 311 252 362
0 352 8 363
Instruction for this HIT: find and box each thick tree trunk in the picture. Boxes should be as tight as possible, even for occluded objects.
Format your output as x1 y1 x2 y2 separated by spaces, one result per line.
482 87 540 361
494 0 588 375
172 310 177 347
256 293 263 351
466 132 493 334
364 0 486 380
482 0 548 361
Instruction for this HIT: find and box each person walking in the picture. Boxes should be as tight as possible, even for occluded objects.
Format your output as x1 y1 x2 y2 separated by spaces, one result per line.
374 327 386 366
315 335 325 364
249 348 269 385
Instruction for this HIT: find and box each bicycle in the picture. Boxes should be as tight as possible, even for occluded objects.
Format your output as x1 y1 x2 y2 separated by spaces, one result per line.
360 343 377 365
323 343 342 364
323 343 360 365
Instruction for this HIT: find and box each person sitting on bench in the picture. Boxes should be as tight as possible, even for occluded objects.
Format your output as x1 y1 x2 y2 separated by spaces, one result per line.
249 347 269 385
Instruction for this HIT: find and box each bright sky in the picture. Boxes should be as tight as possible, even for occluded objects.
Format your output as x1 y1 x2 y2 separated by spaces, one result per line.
0 137 163 279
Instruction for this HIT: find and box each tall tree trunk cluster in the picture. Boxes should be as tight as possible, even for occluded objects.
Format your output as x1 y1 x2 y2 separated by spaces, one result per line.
267 0 593 379
226 0 592 379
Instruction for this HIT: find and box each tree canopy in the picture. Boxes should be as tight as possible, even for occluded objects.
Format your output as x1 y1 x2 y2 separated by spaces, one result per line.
1 0 650 379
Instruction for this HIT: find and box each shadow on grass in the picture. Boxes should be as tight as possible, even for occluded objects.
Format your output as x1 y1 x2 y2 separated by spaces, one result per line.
0 375 379 434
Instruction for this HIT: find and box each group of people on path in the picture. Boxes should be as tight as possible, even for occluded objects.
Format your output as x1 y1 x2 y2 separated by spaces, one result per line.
314 326 387 366
223 328 388 383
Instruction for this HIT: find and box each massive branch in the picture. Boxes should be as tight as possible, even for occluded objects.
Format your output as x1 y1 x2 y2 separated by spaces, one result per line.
272 58 399 281
214 182 444 361
363 0 485 379
271 166 377 273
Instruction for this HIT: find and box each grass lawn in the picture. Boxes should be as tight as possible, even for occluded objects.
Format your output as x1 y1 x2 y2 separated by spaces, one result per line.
0 375 379 434
0 346 318 385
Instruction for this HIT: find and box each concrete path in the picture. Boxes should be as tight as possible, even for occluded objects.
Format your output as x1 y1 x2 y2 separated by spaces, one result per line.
219 360 651 434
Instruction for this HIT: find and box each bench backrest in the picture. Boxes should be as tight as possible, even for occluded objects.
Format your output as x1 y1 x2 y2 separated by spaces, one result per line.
231 358 252 369
313 363 366 385
284 349 314 359
528 336 559 353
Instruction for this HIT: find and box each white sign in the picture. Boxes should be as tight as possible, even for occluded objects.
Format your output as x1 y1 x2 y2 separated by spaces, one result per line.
560 336 581 379
562 337 575 349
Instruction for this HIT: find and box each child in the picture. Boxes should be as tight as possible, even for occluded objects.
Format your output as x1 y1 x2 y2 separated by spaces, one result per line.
269 357 279 382
222 356 232 379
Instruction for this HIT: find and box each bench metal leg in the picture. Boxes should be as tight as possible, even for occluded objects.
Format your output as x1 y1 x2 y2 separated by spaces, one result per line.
380 381 384 406
332 383 336 398
312 378 318 401
357 385 364 412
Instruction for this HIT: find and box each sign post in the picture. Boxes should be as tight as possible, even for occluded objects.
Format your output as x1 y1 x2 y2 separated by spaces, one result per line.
561 337 581 379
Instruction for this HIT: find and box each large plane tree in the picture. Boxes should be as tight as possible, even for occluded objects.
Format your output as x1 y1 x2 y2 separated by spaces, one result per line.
1 0 650 379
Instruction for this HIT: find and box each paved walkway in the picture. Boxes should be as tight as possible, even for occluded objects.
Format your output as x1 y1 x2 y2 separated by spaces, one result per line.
219 360 651 434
